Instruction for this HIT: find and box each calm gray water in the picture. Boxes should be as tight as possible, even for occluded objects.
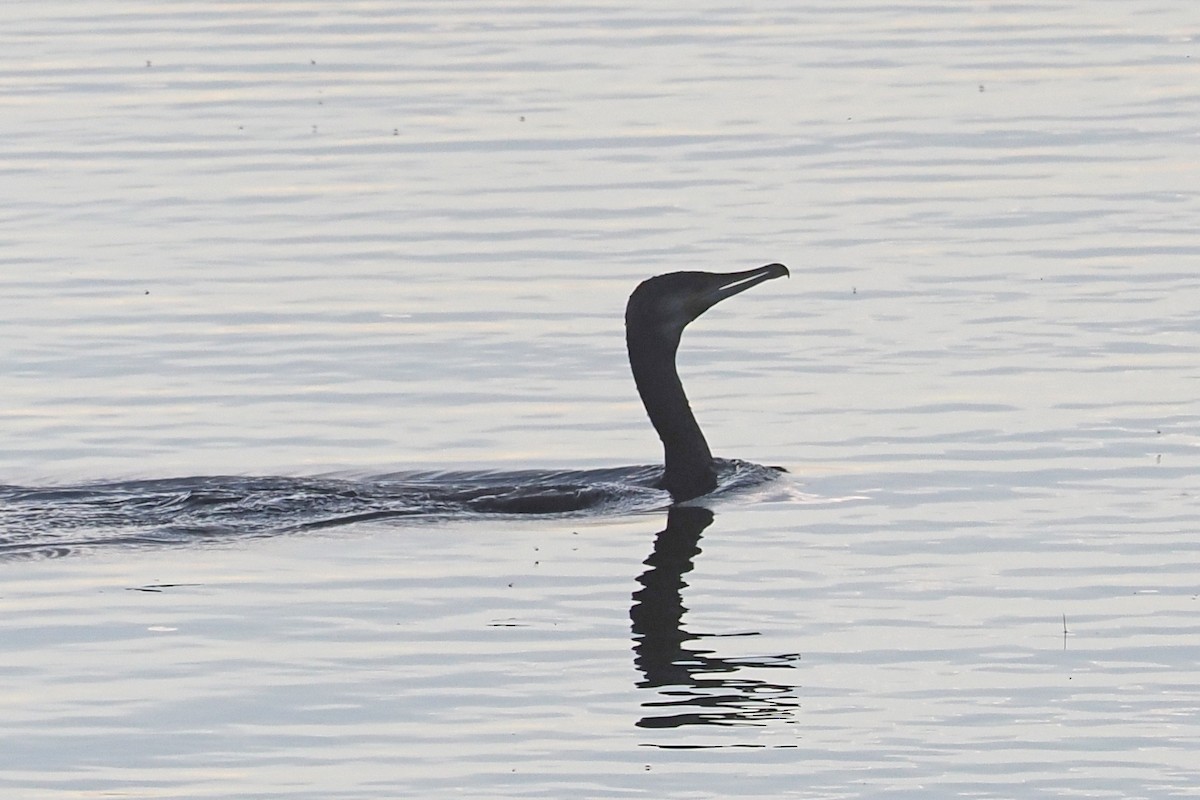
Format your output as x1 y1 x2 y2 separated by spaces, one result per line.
2 1 1199 797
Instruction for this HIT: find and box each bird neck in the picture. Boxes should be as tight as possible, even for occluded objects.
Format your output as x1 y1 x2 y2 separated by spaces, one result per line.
627 331 717 501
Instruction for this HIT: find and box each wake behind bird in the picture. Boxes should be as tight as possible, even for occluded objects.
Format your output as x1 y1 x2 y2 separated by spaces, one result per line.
0 460 784 560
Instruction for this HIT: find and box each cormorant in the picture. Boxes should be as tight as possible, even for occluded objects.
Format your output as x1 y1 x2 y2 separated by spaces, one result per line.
626 263 789 502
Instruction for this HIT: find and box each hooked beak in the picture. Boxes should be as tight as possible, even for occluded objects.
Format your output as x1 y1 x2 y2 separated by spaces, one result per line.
695 263 789 314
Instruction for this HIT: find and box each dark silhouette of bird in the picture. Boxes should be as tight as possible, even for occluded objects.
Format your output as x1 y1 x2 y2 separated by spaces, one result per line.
625 264 788 502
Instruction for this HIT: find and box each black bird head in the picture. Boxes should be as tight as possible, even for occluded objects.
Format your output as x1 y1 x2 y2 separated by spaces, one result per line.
625 263 789 348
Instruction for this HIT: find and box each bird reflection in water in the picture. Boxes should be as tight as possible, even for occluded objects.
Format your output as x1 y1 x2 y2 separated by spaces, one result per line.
630 506 801 732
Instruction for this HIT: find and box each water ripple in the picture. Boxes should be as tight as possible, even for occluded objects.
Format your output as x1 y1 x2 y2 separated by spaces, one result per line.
0 459 783 560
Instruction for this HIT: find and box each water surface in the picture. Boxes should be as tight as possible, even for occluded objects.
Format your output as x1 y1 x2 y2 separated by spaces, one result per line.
2 1 1199 797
